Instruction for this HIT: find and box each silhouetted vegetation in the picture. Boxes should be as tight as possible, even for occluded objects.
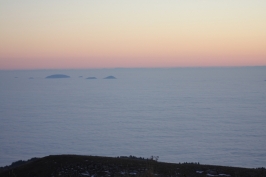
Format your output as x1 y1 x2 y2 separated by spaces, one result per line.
0 157 39 173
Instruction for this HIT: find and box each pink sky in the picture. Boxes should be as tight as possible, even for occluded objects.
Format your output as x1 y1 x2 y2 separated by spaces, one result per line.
1 1 266 70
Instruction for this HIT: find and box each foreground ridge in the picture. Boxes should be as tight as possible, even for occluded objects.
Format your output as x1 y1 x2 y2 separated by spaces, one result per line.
0 155 265 177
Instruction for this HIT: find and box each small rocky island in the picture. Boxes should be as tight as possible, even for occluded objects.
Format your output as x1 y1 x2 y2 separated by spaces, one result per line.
104 76 116 79
45 74 70 79
86 77 97 79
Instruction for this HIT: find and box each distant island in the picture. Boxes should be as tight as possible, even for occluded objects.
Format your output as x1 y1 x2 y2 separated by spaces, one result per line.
45 74 70 79
104 76 116 79
86 77 97 79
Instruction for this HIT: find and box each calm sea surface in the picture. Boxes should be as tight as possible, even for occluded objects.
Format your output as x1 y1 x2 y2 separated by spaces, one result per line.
0 67 266 168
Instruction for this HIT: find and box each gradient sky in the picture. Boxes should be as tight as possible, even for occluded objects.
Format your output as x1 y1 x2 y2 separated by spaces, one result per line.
1 0 266 70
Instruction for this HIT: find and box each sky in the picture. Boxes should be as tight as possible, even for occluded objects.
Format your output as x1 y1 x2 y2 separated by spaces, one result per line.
0 0 266 70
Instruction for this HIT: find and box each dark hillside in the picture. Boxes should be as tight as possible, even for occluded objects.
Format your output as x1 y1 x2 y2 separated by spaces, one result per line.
0 155 265 177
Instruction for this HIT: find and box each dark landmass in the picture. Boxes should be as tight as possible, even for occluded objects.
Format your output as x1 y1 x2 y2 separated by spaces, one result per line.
86 77 97 79
28 77 34 79
45 74 70 79
79 76 83 78
104 76 116 79
0 155 265 177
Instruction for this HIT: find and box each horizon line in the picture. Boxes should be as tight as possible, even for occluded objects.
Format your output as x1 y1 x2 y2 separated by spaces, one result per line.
1 65 266 71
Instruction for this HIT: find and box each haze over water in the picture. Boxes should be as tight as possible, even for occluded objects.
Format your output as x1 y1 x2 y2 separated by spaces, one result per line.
0 67 265 168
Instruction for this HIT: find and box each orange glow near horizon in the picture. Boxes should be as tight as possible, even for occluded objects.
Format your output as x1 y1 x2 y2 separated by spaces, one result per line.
0 1 266 70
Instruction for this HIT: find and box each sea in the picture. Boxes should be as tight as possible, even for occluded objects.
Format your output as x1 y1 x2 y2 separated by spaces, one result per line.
0 67 266 168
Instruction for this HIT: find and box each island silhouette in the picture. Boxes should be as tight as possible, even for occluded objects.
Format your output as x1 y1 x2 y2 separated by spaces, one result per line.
86 77 97 79
104 76 116 79
46 74 70 79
